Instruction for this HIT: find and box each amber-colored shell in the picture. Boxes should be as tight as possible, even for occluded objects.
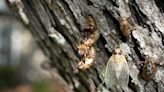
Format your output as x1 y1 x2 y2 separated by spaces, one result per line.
77 16 98 70
84 16 97 32
77 47 96 70
78 43 90 59
82 38 95 47
142 60 157 81
119 17 131 38
82 16 99 45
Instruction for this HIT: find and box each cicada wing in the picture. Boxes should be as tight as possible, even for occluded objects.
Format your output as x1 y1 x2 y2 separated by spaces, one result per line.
104 56 117 88
119 60 129 87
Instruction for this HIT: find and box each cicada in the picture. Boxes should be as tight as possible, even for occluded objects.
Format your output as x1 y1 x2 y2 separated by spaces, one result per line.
141 57 157 81
104 47 129 91
77 46 96 70
77 15 99 70
84 16 97 32
82 16 99 43
119 17 131 39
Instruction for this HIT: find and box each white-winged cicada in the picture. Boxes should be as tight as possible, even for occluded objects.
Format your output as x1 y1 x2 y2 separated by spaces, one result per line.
104 47 129 91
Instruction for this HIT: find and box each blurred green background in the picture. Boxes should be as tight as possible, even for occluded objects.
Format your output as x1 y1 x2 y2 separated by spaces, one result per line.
0 0 58 92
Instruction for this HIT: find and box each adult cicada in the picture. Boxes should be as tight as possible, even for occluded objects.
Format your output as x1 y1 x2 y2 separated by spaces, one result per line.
104 47 129 91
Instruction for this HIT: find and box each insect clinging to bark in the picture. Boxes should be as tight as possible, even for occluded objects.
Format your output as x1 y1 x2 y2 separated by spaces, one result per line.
119 17 132 39
82 16 99 45
77 15 99 70
104 47 129 91
84 16 97 32
77 46 96 70
141 57 157 81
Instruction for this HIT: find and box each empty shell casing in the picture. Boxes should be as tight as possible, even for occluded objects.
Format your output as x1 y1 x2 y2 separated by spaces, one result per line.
119 17 131 39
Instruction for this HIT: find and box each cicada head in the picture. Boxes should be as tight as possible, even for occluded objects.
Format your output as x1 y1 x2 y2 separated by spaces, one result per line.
84 16 97 32
112 47 123 55
120 17 127 22
112 47 124 61
142 57 157 81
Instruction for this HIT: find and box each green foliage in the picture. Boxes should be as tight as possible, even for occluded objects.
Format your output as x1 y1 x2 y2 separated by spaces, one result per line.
32 80 51 92
0 66 20 88
0 66 52 92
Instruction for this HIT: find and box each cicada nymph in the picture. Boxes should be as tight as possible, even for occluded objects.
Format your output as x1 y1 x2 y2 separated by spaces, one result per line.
84 16 97 32
82 15 99 45
119 17 131 39
77 16 99 70
77 46 96 70
104 47 129 91
141 57 157 81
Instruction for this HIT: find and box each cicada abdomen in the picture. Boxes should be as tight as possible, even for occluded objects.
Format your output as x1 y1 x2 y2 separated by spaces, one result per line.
104 48 129 91
77 46 96 70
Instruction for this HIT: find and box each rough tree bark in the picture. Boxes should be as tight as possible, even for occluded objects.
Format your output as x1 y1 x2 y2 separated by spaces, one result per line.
7 0 164 92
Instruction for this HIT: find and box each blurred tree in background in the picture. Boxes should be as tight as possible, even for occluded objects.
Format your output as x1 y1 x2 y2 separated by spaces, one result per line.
0 0 56 92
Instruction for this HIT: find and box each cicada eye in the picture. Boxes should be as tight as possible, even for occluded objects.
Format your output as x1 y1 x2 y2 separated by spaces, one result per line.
114 52 122 55
118 52 122 55
113 52 117 55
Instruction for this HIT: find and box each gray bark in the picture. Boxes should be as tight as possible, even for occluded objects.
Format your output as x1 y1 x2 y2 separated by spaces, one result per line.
7 0 164 92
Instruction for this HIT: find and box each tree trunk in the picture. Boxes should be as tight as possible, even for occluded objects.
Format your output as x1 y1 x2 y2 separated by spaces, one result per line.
7 0 164 92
